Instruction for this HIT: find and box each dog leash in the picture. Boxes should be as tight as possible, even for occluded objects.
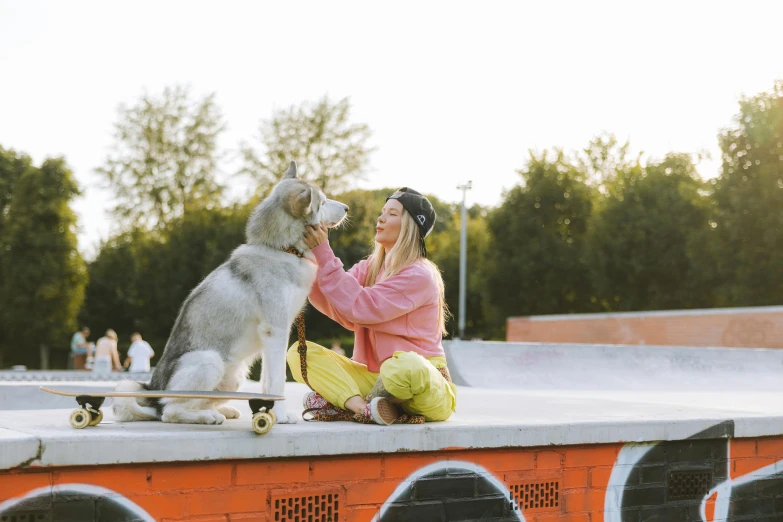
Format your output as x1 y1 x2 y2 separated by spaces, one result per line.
283 246 314 390
294 311 311 389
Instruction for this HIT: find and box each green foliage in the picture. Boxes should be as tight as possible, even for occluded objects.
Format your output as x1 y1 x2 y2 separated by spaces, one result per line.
80 205 249 361
578 133 641 193
482 151 595 335
96 85 226 230
240 96 375 196
586 153 713 311
427 205 492 339
711 80 783 306
0 146 34 366
0 157 86 368
0 147 32 241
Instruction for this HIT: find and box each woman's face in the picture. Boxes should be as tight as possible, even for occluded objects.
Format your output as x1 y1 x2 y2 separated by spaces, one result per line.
376 199 404 251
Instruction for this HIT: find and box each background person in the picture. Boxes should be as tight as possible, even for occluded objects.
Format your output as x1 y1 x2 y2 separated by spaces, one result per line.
89 329 121 374
123 332 155 373
69 327 93 369
329 339 346 357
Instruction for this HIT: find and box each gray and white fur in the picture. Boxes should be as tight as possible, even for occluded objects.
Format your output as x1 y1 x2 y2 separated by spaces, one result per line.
113 161 348 425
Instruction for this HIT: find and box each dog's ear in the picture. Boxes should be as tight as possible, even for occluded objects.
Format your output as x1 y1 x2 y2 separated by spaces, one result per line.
284 161 298 179
294 187 312 217
308 186 318 215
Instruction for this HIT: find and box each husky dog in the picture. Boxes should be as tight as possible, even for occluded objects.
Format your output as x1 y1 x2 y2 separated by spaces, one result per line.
113 161 348 425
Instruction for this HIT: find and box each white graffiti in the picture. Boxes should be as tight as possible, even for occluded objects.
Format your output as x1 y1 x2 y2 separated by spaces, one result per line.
0 483 155 522
372 460 525 522
604 437 783 522
604 443 656 520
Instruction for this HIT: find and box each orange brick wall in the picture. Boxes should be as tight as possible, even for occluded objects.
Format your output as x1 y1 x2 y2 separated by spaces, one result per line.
507 307 783 347
3 433 783 521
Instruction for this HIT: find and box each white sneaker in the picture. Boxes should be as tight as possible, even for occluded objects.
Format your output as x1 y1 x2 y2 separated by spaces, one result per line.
303 391 342 416
368 397 400 425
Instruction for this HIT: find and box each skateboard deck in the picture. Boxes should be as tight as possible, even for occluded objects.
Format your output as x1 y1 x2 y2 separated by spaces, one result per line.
40 386 284 434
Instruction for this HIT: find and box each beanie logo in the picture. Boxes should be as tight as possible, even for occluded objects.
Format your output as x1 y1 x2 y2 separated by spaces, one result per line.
417 215 426 226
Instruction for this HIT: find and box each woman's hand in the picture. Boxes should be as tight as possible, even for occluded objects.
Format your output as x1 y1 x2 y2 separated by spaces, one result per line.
303 223 329 249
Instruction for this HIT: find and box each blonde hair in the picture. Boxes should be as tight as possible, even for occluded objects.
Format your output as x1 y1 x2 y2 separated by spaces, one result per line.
105 329 118 341
365 209 450 335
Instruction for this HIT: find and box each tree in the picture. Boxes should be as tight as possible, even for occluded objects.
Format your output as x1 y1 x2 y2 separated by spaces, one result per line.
0 147 34 365
577 133 641 191
482 151 595 335
96 85 226 229
711 81 783 306
586 153 713 311
80 205 249 357
427 205 492 339
0 158 87 368
0 146 32 241
240 96 374 195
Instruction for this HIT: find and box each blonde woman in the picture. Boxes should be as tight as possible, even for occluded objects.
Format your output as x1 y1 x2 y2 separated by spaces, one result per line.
90 329 121 374
287 188 456 425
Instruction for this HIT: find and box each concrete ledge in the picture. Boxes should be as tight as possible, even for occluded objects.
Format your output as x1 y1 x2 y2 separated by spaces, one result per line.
0 428 40 469
3 382 783 470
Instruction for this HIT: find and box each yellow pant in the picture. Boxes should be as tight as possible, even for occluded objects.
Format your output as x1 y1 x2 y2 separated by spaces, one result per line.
286 341 457 422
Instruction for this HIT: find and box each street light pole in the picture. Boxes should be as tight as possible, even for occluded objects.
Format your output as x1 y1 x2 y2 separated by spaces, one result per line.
456 181 472 340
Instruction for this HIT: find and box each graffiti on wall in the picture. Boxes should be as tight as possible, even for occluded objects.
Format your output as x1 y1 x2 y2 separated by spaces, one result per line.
4 422 783 522
0 484 154 522
607 421 783 521
371 421 783 522
374 461 524 522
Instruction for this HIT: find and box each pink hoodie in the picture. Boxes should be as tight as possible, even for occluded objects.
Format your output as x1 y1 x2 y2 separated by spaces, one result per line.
308 241 445 373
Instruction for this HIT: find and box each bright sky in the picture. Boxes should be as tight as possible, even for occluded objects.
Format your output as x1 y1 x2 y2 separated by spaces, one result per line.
1 0 782 257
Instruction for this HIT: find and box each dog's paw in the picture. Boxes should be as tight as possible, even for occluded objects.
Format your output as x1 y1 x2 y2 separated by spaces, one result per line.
272 403 297 424
275 412 299 424
198 410 226 425
218 405 242 419
162 408 226 425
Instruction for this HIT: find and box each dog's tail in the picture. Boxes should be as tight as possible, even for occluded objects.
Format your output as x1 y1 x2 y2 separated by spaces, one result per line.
112 380 158 422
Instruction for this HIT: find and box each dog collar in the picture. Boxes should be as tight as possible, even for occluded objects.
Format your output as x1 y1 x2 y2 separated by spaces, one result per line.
282 246 305 258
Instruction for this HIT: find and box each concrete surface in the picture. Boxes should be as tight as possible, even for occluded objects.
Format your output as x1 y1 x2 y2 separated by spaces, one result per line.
1 341 783 470
443 340 783 390
0 370 152 382
3 381 783 470
510 304 783 321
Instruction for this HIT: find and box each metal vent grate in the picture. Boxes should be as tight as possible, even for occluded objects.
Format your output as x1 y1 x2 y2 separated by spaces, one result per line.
272 491 340 522
667 470 712 500
508 480 560 511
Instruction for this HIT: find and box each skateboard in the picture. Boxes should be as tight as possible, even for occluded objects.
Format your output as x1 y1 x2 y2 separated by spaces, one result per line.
39 386 284 435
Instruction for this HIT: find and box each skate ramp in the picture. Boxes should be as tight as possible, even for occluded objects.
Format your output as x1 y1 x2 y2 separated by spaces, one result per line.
443 340 783 391
0 372 152 410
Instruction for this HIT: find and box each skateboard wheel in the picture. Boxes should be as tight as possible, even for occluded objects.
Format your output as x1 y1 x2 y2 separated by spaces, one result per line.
88 410 103 426
268 410 277 425
70 408 91 429
252 412 273 435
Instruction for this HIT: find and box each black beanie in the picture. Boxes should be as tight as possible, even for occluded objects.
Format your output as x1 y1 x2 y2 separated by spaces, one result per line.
386 187 436 257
